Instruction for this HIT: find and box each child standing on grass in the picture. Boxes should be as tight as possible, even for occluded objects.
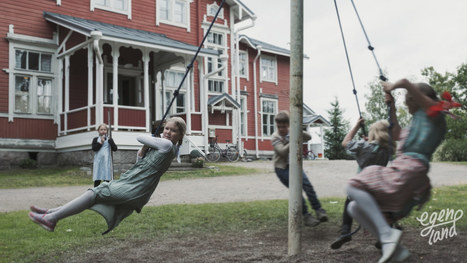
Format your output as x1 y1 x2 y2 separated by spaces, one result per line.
331 117 393 249
346 79 449 263
271 111 328 227
92 123 118 187
29 117 186 235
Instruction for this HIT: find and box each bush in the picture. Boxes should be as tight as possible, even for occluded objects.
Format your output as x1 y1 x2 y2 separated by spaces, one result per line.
434 139 467 161
191 157 205 168
19 159 37 169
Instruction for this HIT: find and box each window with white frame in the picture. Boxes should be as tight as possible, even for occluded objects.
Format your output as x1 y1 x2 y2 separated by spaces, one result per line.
208 79 224 93
91 0 132 18
13 49 54 115
157 0 191 30
260 55 277 83
207 2 224 19
163 70 186 114
261 99 277 136
238 51 248 78
240 96 248 136
207 32 224 46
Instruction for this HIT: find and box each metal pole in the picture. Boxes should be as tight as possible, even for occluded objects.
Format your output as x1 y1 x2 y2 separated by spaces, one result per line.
288 0 304 256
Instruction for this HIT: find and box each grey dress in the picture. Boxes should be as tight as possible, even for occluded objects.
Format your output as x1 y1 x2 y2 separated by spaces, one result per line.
90 139 176 234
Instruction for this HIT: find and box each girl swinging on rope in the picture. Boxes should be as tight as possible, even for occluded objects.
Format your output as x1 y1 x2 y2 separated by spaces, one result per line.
345 78 458 263
29 117 186 234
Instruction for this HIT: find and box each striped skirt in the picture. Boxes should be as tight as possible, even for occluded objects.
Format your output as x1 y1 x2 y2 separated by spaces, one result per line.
348 154 431 213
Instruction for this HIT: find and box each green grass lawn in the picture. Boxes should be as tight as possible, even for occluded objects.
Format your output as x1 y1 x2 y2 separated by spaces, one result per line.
1 184 465 263
0 164 259 189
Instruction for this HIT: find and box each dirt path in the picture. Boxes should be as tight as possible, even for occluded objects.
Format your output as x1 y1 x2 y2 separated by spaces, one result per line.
1 160 466 212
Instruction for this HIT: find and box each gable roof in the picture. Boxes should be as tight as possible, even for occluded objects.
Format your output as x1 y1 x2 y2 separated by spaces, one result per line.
43 12 219 57
208 93 241 109
239 35 290 57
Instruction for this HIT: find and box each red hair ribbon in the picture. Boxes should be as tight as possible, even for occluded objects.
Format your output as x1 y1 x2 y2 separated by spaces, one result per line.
427 91 462 117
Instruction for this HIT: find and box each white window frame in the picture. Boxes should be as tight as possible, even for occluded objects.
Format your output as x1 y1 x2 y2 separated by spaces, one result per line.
206 2 224 19
240 95 248 137
156 0 192 32
8 40 56 121
163 69 187 114
90 0 132 19
260 98 278 138
207 79 225 94
238 50 248 79
260 54 277 84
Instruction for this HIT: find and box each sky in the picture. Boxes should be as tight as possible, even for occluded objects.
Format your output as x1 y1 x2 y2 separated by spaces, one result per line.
238 0 467 124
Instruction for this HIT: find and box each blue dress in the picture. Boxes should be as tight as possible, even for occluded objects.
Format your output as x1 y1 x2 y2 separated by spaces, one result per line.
93 139 113 181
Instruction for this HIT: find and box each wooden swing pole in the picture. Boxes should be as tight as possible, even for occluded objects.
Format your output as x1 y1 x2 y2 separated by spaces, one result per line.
288 0 304 256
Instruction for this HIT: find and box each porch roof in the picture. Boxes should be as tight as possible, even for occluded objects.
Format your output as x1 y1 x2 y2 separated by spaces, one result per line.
303 115 331 126
43 12 219 57
208 93 241 109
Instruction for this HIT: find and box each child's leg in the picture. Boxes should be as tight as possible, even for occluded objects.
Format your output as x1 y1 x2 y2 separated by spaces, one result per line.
342 197 353 227
44 190 95 223
347 186 401 263
301 171 321 210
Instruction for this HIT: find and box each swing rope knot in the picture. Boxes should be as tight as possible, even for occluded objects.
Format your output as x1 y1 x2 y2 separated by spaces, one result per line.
353 89 357 95
427 91 462 117
173 90 179 97
367 45 374 51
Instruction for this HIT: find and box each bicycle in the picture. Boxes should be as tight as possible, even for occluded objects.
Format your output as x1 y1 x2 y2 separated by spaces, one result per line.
205 137 239 162
303 149 317 160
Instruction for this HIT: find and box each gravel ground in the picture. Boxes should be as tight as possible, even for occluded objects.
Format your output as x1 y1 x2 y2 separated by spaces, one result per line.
1 160 466 212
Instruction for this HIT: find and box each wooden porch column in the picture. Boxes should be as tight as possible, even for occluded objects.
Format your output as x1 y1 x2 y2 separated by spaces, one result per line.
112 44 120 131
95 49 104 126
185 56 192 135
142 49 150 132
57 58 63 135
198 58 208 149
87 43 93 131
64 55 70 135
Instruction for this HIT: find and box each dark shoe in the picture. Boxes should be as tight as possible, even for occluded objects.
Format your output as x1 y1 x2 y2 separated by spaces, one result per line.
331 225 352 249
29 212 56 232
303 213 320 227
315 208 328 222
30 205 48 214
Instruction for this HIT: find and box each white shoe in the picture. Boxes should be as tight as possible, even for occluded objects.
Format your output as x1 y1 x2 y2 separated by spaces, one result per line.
378 229 402 263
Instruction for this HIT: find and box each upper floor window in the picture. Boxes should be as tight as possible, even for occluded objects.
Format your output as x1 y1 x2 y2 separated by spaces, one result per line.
207 32 224 46
260 55 277 83
208 79 224 93
238 51 248 78
157 0 191 31
15 50 52 73
207 2 224 19
91 0 132 19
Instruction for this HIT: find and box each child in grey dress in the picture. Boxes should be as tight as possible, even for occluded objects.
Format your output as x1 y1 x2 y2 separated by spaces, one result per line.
29 117 186 234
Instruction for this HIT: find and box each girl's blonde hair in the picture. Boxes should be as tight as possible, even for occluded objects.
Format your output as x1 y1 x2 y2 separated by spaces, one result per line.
166 117 186 146
97 123 108 130
368 120 396 152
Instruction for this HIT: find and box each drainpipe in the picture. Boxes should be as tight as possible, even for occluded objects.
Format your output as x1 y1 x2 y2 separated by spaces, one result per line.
91 31 103 64
253 46 262 158
233 17 256 154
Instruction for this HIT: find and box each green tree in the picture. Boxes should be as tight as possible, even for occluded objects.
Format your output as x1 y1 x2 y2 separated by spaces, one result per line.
422 64 467 140
324 97 350 160
363 77 411 128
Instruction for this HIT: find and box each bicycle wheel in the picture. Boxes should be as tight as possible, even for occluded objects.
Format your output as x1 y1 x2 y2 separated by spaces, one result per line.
226 146 239 162
205 146 221 162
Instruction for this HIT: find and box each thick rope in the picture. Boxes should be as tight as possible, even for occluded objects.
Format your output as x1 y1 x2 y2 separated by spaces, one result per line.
154 0 226 136
333 0 366 136
349 0 394 158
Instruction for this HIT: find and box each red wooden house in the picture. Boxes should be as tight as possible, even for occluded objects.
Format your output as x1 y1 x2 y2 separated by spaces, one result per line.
0 0 328 170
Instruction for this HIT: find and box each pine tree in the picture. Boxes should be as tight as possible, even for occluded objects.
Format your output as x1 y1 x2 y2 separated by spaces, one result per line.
324 97 350 160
